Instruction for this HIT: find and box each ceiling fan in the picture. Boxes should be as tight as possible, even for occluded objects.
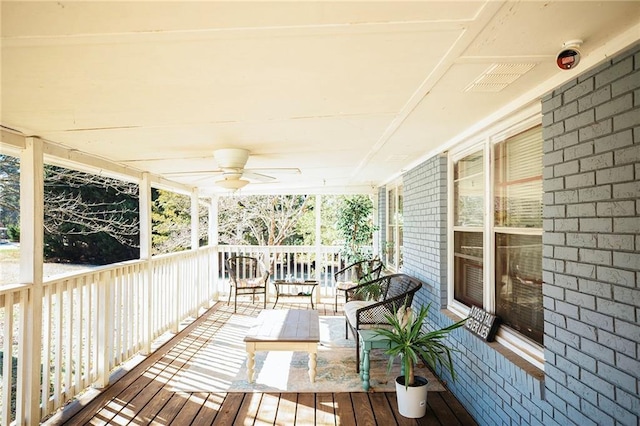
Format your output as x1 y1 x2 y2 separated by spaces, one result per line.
167 148 301 190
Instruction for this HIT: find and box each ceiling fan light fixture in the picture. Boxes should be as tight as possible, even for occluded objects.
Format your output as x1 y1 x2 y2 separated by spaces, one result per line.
215 178 249 190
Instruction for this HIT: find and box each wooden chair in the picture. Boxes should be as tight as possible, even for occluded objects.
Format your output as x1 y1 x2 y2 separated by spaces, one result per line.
225 255 270 313
334 258 384 311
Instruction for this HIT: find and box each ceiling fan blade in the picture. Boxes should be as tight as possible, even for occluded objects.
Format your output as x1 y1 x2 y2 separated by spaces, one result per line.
164 169 223 176
248 167 301 175
243 170 277 182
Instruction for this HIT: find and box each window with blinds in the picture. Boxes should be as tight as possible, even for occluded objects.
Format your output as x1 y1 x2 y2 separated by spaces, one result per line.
453 149 484 307
494 126 543 228
451 125 544 347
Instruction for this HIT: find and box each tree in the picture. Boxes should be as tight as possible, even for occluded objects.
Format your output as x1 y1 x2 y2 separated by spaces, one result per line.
43 166 140 263
336 194 377 264
0 155 20 228
152 189 208 255
218 195 312 246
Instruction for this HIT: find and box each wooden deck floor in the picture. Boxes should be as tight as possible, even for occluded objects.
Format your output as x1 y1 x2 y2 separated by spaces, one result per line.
45 299 478 426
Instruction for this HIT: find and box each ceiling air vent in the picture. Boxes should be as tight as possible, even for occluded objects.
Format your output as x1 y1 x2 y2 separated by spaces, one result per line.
464 63 536 92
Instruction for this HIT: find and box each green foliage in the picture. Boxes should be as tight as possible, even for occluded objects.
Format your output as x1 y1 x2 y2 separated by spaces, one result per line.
7 224 20 242
152 189 208 254
374 302 466 388
336 195 377 264
0 155 20 228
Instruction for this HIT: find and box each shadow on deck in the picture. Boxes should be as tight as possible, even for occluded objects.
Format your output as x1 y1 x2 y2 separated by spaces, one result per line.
44 299 478 425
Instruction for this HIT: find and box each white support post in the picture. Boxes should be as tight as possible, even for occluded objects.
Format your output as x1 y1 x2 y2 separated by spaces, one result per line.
95 270 114 388
209 196 219 301
16 137 44 424
315 195 322 304
190 190 200 313
139 173 153 354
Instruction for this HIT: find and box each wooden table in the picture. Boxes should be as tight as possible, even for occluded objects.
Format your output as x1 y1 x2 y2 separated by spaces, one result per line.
272 280 318 309
244 309 320 383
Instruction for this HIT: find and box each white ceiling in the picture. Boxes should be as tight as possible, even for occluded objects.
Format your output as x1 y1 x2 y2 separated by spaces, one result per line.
2 1 639 195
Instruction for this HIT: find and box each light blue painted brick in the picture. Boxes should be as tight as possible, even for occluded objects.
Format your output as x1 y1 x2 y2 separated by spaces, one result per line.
565 171 595 188
557 300 580 319
598 361 636 393
595 56 633 88
543 232 566 245
597 200 636 216
596 266 635 287
554 159 579 176
543 164 555 179
614 143 640 165
555 218 579 231
598 234 634 250
582 337 615 363
580 151 613 171
542 92 563 113
598 329 636 357
566 232 597 247
614 318 640 341
565 261 596 279
555 101 579 122
567 318 597 342
575 400 610 426
616 388 640 419
595 93 634 120
579 278 613 298
596 164 634 184
579 248 612 265
613 181 640 199
565 109 595 131
613 286 640 308
565 289 596 309
613 251 640 269
553 273 578 290
546 311 567 328
543 148 565 166
594 129 633 153
553 129 579 149
556 327 581 349
579 217 612 232
614 107 640 131
544 204 566 218
597 395 638 426
554 246 578 261
564 141 594 160
554 189 579 204
578 185 612 202
597 297 636 322
543 282 565 299
578 84 612 111
565 78 595 102
566 346 597 372
581 369 616 399
580 308 614 332
579 119 613 142
566 404 598 426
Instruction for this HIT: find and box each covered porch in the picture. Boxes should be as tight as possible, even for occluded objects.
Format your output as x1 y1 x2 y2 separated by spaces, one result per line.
44 300 478 426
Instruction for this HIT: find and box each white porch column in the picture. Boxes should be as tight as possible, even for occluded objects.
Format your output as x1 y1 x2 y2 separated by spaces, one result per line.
209 196 219 301
17 137 44 424
315 195 322 304
139 173 153 354
190 189 200 314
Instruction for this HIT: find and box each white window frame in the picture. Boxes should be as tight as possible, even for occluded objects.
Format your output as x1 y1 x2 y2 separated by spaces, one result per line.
385 180 403 272
447 110 545 370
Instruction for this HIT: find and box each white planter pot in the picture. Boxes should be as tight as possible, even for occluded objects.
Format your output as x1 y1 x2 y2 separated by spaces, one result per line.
395 375 429 418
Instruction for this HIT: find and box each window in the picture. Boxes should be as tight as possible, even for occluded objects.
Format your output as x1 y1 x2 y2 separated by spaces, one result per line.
386 184 403 270
451 125 543 351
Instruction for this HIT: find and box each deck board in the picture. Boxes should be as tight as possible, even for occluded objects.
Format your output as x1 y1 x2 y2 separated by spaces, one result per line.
46 300 478 426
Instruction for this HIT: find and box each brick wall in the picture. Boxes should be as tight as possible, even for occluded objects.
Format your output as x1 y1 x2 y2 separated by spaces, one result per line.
395 43 639 425
541 42 639 426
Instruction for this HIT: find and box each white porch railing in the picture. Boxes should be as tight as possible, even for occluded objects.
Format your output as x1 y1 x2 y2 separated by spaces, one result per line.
0 244 346 425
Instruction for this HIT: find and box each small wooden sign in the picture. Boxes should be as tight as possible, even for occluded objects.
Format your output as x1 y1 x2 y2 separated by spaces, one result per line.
465 305 500 342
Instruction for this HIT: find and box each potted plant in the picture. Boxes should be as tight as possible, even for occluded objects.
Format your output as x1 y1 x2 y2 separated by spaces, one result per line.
374 302 466 418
